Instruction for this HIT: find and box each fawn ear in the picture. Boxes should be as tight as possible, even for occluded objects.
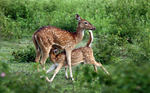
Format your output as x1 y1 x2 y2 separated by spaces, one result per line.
76 14 81 21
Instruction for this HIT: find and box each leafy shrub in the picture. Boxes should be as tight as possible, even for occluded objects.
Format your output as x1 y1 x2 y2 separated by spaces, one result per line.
76 63 150 93
93 29 150 65
12 45 36 62
50 12 77 32
105 0 150 41
0 62 9 93
0 0 27 20
0 0 56 40
0 0 150 41
93 33 128 64
126 36 150 65
11 45 51 63
0 0 110 40
0 61 54 93
103 63 150 93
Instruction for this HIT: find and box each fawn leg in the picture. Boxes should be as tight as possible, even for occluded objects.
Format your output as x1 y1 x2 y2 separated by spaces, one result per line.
93 65 97 72
49 63 63 82
40 64 56 78
46 64 56 74
91 60 110 75
65 68 68 78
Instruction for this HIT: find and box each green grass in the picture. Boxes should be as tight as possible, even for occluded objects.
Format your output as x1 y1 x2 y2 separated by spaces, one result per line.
7 63 111 92
0 37 32 60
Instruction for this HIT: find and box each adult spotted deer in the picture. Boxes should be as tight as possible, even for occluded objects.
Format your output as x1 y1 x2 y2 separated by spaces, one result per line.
32 14 96 81
46 30 109 82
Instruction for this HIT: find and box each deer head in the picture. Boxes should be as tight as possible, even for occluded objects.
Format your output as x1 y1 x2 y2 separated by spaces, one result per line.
76 14 96 30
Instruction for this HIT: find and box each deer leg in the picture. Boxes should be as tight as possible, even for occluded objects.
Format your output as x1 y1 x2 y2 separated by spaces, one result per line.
65 68 68 79
40 64 56 78
46 64 56 74
40 52 50 81
35 49 41 72
66 50 74 81
90 60 110 75
93 65 98 72
40 52 49 71
99 63 110 75
48 63 63 82
33 36 41 72
40 47 51 81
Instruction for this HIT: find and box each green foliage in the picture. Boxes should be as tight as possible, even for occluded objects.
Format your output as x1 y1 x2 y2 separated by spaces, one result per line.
11 45 50 63
0 0 56 40
50 12 77 32
11 45 36 62
0 62 53 93
105 0 150 40
1 0 27 20
75 63 150 93
0 62 9 93
1 0 150 42
93 28 150 65
126 37 150 65
93 33 128 64
103 63 150 93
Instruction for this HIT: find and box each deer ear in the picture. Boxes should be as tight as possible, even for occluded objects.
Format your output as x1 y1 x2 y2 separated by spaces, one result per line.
76 14 81 21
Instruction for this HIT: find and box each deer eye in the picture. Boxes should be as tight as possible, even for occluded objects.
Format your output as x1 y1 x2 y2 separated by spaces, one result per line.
84 22 87 24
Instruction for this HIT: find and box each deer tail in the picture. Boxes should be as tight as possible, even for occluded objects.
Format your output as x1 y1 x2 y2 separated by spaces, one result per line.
32 34 41 51
86 30 93 47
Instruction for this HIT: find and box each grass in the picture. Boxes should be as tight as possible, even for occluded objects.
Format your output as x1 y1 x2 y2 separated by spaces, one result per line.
0 37 32 60
7 63 111 92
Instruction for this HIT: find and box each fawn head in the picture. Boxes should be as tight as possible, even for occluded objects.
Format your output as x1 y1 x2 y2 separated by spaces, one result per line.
76 14 96 30
51 46 60 54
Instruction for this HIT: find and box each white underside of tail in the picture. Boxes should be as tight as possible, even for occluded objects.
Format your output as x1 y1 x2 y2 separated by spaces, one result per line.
53 43 65 49
82 29 84 36
35 35 41 52
89 30 93 47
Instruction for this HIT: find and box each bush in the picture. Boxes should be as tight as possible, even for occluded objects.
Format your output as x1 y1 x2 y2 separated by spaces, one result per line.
76 63 150 93
11 45 36 62
0 0 112 40
126 35 150 65
11 45 51 63
105 0 150 41
93 28 150 65
0 62 9 93
93 33 128 64
104 63 150 93
0 0 56 40
0 0 150 41
0 61 54 93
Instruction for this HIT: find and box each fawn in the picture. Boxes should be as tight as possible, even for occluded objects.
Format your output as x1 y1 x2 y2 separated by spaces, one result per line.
46 30 109 82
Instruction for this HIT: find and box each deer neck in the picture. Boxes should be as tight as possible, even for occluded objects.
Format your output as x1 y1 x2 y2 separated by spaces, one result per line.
74 24 84 44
